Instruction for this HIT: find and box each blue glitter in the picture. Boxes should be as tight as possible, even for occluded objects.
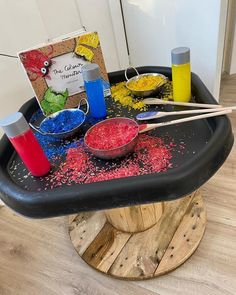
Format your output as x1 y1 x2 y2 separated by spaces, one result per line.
34 132 80 160
41 110 85 134
30 109 83 159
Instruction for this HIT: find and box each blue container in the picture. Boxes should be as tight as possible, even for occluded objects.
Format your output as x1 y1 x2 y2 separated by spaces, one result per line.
82 63 107 119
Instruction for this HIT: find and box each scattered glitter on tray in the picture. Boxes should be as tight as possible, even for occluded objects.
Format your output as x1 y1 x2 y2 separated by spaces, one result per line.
158 81 173 100
29 109 81 160
42 134 177 189
34 132 79 160
7 81 205 192
110 80 173 111
110 82 147 111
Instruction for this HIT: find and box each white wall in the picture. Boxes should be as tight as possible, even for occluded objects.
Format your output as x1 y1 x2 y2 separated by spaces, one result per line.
0 0 47 136
76 0 121 71
121 0 228 99
36 0 83 39
0 0 124 137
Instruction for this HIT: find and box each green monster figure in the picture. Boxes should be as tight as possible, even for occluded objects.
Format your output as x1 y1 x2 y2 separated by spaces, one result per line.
41 87 69 116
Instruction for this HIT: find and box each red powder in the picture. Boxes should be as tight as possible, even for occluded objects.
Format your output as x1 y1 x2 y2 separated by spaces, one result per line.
85 120 138 150
45 134 177 189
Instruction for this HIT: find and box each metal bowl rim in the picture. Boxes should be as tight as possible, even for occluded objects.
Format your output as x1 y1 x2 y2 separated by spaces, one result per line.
84 117 139 153
126 73 168 92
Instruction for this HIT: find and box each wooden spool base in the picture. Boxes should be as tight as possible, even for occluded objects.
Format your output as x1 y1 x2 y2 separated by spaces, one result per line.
68 191 206 280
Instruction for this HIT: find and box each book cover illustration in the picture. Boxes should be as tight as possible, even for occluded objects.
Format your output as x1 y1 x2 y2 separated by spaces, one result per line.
19 32 109 116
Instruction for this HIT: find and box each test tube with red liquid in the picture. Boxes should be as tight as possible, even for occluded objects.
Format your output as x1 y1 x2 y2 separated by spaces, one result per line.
0 112 50 177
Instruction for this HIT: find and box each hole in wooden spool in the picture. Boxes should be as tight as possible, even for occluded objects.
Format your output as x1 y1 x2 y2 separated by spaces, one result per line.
187 239 190 242
125 257 128 260
83 230 86 233
171 246 174 249
192 225 196 230
198 214 200 218
170 254 173 258
196 202 199 205
155 250 158 254
68 225 74 231
191 213 194 217
184 234 186 237
80 237 83 240
110 252 114 256
120 264 123 267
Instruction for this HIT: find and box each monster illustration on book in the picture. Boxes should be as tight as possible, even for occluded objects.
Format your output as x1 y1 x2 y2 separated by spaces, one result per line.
19 46 54 81
41 87 69 116
74 32 100 61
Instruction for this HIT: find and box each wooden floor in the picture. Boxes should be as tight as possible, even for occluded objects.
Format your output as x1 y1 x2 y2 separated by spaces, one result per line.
0 76 236 295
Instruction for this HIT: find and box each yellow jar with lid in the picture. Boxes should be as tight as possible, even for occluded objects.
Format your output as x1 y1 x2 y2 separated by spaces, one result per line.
171 47 191 102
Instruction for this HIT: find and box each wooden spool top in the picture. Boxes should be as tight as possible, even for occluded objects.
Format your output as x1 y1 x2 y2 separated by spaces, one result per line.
69 191 206 280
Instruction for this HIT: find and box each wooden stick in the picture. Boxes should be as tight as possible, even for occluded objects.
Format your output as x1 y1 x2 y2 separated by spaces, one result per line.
137 106 236 120
143 98 222 108
139 109 232 133
167 106 236 115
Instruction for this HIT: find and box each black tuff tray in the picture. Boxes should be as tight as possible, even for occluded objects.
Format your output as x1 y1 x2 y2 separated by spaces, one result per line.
0 67 233 218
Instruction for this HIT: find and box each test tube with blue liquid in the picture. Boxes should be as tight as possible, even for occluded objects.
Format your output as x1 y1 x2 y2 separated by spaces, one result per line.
82 63 107 119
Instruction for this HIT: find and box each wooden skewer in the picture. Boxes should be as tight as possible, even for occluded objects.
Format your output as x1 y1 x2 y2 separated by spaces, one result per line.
139 109 232 133
143 98 222 108
136 106 236 121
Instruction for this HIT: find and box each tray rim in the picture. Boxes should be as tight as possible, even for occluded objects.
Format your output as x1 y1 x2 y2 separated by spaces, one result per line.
0 66 234 218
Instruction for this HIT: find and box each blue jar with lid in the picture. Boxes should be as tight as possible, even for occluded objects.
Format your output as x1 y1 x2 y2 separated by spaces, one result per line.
82 63 107 119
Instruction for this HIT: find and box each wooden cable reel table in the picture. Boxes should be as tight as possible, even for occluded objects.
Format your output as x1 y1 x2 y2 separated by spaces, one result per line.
68 190 206 280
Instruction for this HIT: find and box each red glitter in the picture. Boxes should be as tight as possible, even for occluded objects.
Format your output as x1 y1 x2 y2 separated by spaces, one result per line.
85 120 138 150
45 134 177 189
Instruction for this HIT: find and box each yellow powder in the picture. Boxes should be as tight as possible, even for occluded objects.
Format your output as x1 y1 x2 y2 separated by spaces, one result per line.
111 82 147 111
127 75 165 91
110 80 173 110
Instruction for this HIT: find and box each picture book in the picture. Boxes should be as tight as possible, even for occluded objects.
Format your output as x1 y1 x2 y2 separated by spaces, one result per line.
18 31 110 116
